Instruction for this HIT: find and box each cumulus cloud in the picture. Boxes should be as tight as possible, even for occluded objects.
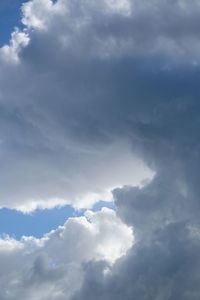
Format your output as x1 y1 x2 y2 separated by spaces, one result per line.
1 0 200 299
0 208 133 300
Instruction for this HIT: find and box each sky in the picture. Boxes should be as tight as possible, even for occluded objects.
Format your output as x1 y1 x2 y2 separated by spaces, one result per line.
0 0 27 46
1 0 200 299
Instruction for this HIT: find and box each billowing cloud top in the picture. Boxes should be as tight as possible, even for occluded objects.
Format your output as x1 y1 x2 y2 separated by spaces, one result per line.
1 0 200 299
0 208 133 299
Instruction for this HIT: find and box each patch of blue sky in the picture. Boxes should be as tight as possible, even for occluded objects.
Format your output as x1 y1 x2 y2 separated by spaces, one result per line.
0 201 115 239
0 205 79 239
0 0 28 46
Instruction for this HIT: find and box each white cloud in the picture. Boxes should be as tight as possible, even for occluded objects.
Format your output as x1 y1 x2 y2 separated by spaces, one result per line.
21 0 66 29
0 29 29 62
0 208 133 299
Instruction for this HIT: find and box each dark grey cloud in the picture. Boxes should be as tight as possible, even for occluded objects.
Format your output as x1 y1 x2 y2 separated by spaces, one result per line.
69 63 200 298
73 221 200 300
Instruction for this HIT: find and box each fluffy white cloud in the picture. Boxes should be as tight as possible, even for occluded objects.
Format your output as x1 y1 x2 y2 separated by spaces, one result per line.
0 29 29 62
0 208 133 300
21 0 66 29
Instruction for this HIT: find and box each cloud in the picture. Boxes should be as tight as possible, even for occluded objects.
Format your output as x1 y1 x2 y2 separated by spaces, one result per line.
73 221 200 300
1 0 200 299
0 0 156 212
17 0 200 61
0 208 133 300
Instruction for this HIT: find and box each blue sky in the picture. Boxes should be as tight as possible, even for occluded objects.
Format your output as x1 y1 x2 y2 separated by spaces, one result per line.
0 201 115 239
0 206 77 239
0 0 27 46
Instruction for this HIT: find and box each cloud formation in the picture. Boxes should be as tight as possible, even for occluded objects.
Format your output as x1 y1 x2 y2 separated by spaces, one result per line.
1 0 200 299
0 0 156 210
0 208 133 300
